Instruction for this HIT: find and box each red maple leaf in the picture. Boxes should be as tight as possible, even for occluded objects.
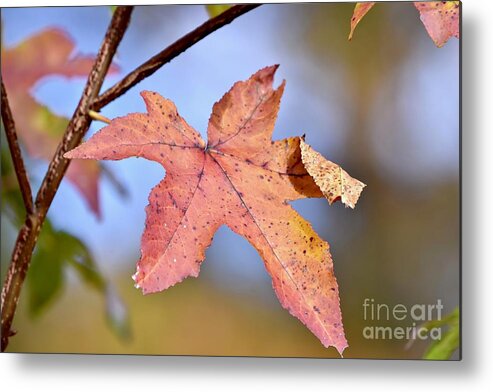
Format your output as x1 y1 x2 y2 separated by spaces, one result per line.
65 66 365 354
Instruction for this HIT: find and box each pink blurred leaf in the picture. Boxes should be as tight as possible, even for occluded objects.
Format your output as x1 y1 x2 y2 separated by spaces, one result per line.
414 1 460 47
1 28 119 217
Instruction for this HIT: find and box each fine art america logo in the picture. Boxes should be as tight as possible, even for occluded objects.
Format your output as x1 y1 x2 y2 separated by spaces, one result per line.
362 298 444 341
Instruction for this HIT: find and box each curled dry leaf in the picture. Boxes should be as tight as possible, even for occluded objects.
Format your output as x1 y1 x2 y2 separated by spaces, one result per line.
300 139 366 209
65 65 365 355
1 28 118 216
348 1 460 47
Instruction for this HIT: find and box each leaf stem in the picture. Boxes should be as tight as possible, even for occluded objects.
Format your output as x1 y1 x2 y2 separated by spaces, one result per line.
88 109 111 124
1 80 34 215
0 6 134 352
92 4 260 110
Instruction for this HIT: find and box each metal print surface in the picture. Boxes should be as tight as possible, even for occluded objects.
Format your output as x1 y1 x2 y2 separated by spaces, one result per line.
0 2 461 359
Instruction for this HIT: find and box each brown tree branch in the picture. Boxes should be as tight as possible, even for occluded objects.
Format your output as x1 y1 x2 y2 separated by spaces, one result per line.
92 4 260 110
0 6 134 352
1 80 34 215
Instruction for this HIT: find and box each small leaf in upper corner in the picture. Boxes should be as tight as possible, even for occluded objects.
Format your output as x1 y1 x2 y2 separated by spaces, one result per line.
348 2 376 40
414 1 460 47
348 1 460 47
206 4 232 18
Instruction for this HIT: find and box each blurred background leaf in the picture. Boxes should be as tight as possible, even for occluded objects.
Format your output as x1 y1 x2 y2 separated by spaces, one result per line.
27 222 132 341
1 125 131 341
27 221 65 317
0 28 123 217
422 307 459 360
65 234 132 340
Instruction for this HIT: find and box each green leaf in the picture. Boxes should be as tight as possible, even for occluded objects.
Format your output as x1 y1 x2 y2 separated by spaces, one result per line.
424 322 460 360
65 241 132 341
206 4 232 18
104 287 132 341
26 221 131 340
421 307 459 331
422 307 460 360
32 104 70 139
27 222 64 317
64 237 105 292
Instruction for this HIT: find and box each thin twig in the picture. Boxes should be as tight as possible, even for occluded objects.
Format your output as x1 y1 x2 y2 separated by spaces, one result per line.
1 80 34 215
92 4 260 110
0 6 134 351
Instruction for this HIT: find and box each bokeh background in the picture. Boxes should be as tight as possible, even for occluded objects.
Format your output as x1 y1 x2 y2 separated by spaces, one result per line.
0 3 459 359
